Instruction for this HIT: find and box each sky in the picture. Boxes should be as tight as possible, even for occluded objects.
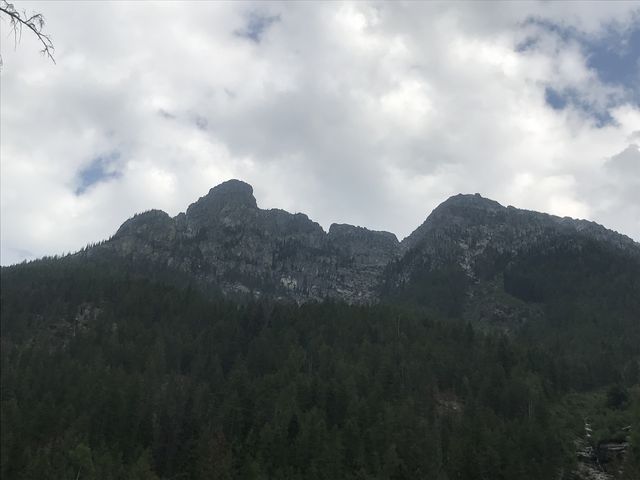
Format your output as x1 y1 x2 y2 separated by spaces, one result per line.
1 1 639 265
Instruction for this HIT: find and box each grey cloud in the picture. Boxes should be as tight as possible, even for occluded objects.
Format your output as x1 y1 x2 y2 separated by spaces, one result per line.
158 109 176 119
605 144 640 175
577 144 640 240
193 114 209 131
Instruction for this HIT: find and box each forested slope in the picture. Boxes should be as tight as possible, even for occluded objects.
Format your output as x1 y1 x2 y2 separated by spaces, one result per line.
1 260 638 479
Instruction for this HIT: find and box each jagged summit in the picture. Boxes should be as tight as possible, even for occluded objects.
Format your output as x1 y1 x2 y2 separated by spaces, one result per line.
207 179 256 204
436 193 504 212
400 193 507 251
402 192 638 253
186 179 258 220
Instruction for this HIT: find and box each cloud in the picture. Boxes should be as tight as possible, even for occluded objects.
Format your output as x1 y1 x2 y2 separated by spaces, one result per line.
1 1 639 265
578 142 640 239
606 143 640 175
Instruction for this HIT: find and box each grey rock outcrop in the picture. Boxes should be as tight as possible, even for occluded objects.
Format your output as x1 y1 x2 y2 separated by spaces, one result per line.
392 192 639 285
383 192 640 320
98 180 400 303
88 180 639 316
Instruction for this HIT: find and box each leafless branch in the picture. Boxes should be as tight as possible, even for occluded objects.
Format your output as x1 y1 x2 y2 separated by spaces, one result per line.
0 0 55 66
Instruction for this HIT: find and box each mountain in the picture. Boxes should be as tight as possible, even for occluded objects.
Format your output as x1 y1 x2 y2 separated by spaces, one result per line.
384 192 640 324
88 179 400 304
2 180 639 480
75 179 639 327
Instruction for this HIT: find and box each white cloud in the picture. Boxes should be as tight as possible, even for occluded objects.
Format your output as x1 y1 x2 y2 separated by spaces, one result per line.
1 1 639 265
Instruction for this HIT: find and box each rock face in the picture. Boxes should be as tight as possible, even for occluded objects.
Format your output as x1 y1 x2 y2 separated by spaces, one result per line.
99 180 400 303
383 192 640 320
89 180 640 316
397 193 638 275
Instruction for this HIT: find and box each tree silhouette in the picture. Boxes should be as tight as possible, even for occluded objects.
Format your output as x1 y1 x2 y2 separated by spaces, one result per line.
0 0 55 66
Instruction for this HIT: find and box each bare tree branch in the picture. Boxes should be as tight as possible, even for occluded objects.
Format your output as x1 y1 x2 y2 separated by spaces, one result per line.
0 0 55 66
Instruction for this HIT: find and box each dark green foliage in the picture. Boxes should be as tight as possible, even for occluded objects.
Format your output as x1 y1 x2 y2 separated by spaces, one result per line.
606 385 630 410
1 257 638 479
382 262 470 318
504 237 640 309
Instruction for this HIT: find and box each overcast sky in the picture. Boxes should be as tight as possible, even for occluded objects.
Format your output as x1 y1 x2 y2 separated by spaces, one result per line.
1 1 639 265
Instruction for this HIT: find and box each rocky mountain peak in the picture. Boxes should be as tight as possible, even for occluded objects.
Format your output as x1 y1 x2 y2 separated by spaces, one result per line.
186 179 257 221
208 179 256 204
426 193 505 227
401 194 507 251
114 209 172 238
437 193 504 212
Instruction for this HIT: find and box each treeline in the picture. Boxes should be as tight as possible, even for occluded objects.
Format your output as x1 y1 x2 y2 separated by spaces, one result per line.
0 260 638 479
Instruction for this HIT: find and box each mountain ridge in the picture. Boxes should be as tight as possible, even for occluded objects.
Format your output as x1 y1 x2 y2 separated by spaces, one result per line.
116 180 639 250
114 180 639 246
60 179 637 325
